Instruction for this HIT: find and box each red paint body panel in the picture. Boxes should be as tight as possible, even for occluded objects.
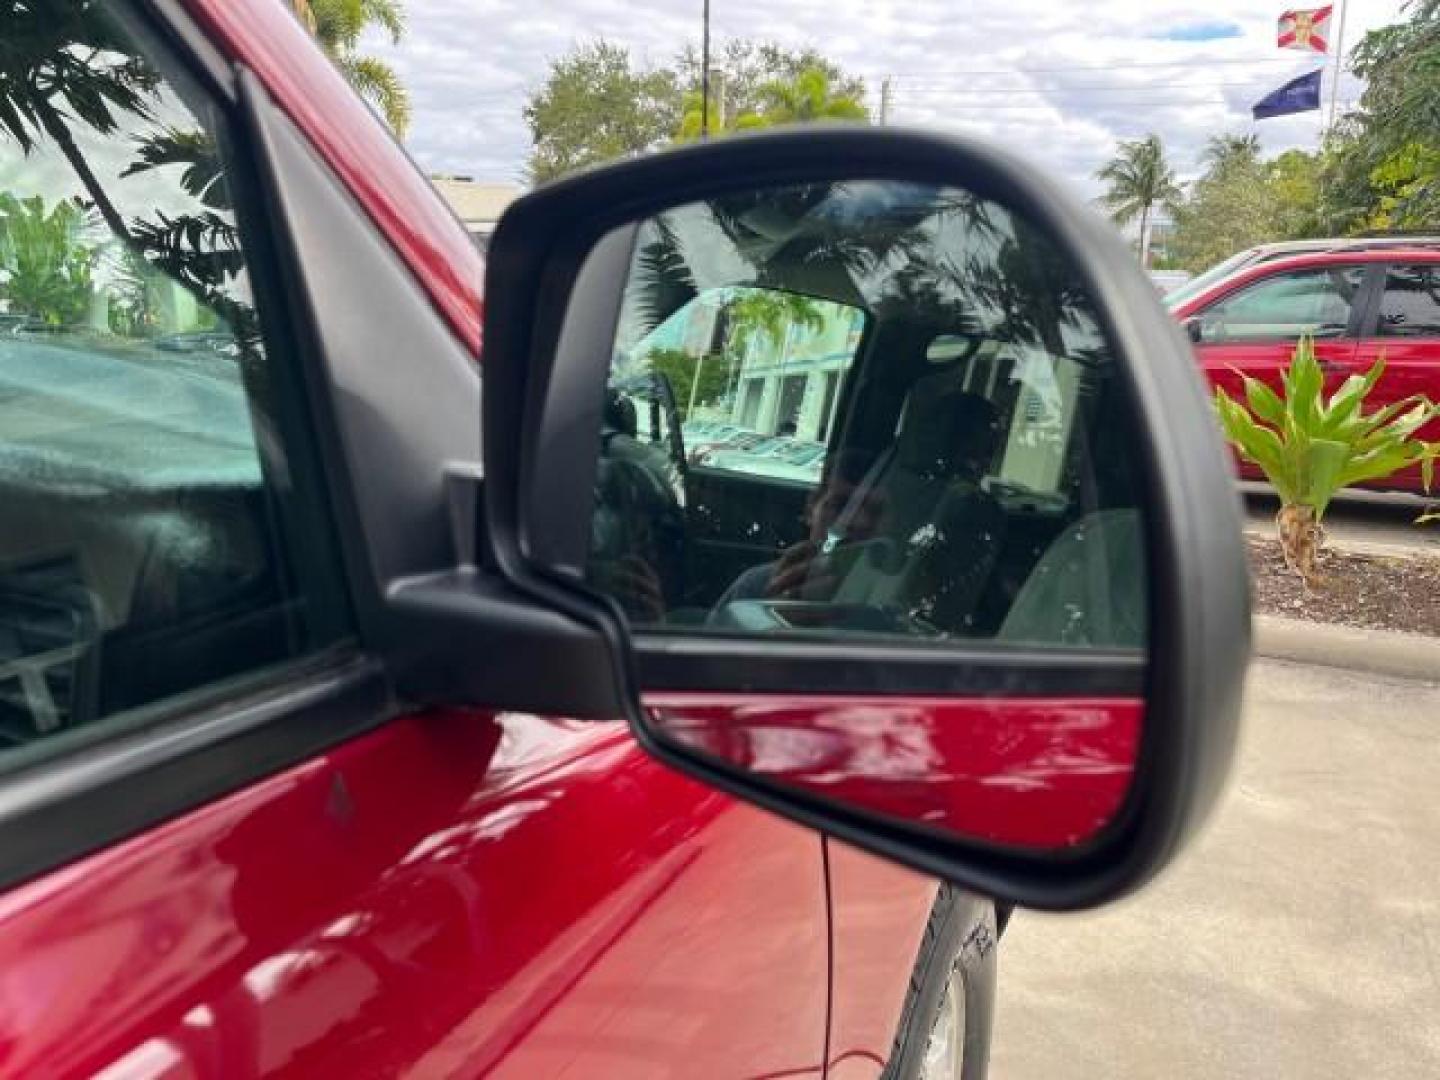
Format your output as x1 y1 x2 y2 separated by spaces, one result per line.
826 844 937 1080
1353 332 1440 489
185 0 484 354
0 711 828 1077
647 695 1143 849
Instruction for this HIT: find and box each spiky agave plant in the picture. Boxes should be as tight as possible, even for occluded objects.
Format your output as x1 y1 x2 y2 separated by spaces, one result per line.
1213 336 1439 587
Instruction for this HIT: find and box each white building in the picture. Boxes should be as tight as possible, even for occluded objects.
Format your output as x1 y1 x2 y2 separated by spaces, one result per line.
430 176 522 251
725 305 862 443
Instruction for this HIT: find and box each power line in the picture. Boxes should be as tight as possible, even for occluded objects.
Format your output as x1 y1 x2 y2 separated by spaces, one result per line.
894 80 1298 96
891 97 1358 112
883 56 1307 78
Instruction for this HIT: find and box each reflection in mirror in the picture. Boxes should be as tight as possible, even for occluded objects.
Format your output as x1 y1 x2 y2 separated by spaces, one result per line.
587 180 1147 651
646 694 1143 849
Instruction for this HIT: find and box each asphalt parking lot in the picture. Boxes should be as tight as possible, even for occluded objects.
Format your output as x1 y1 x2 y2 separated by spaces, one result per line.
991 659 1440 1078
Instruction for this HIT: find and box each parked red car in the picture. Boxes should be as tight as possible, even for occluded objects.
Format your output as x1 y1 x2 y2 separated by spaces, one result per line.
0 2 1249 1077
1170 249 1440 492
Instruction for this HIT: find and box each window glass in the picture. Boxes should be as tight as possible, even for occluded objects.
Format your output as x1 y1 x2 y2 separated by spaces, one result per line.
1377 265 1440 338
587 181 1146 650
627 286 863 487
1163 249 1255 310
1197 268 1364 343
0 4 347 762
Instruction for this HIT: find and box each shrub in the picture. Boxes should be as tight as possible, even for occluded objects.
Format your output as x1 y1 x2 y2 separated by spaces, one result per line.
1213 336 1438 586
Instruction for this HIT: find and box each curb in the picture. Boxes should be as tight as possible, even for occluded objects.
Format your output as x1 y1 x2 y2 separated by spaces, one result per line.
1254 614 1440 683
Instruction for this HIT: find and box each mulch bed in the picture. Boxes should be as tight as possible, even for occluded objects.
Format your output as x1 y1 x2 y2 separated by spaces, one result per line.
1247 536 1440 636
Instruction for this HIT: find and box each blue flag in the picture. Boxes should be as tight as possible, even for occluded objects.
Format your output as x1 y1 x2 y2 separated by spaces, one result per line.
1252 68 1323 119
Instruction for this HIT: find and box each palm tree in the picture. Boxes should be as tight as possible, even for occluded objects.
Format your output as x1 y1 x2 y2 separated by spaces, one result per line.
291 0 411 136
0 193 97 324
754 66 869 125
1201 133 1262 177
0 1 158 243
1095 134 1181 268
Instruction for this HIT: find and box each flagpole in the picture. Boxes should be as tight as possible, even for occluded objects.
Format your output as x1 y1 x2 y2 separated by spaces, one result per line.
1326 0 1349 129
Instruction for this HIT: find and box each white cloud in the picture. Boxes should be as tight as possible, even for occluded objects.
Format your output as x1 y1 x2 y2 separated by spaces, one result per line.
366 0 1407 197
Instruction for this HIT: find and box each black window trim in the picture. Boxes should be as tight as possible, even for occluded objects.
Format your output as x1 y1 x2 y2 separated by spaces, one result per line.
1364 261 1440 340
1351 263 1387 339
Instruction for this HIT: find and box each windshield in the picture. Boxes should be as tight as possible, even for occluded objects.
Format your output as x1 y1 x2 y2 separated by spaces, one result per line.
1164 249 1258 308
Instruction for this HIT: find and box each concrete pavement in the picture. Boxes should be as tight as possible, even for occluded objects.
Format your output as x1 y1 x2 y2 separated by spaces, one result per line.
990 660 1440 1078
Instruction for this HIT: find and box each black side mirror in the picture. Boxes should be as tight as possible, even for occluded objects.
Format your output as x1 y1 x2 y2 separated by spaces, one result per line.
447 128 1249 910
1184 316 1204 344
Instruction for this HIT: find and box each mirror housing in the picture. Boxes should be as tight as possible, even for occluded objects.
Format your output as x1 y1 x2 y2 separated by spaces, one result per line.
1184 316 1204 344
475 127 1250 910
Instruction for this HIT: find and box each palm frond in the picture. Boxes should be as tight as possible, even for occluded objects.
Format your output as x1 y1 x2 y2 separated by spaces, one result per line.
339 54 411 136
122 127 229 209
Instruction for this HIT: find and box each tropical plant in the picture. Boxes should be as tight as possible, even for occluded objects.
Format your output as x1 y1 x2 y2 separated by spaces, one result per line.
0 1 159 243
675 88 765 141
750 66 868 126
675 41 865 126
1095 134 1181 268
0 192 97 325
643 346 729 421
291 0 410 135
727 288 825 350
1213 337 1439 586
1200 133 1261 176
119 128 253 344
104 246 159 336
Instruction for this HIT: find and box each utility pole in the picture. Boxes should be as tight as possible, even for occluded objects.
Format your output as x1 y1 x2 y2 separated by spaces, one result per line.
700 0 711 140
879 77 892 125
711 67 726 132
1326 0 1349 130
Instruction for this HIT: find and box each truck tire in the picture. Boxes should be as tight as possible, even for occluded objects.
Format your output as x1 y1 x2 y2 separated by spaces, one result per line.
881 885 998 1080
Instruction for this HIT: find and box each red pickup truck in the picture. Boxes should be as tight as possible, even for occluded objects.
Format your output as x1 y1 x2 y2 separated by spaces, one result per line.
0 2 1249 1077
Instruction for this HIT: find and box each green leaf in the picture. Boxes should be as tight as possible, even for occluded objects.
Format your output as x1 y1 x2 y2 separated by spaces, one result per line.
1302 439 1349 518
1215 391 1297 501
1244 377 1286 428
1287 337 1324 431
1359 353 1387 395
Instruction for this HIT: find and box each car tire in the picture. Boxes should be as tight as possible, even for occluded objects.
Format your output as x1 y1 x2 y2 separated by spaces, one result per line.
881 885 998 1080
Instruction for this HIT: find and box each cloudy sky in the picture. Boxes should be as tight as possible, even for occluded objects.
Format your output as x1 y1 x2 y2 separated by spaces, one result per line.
366 0 1405 197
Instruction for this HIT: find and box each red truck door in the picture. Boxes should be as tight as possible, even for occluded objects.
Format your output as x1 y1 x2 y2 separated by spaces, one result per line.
1187 265 1364 479
0 4 833 1076
1350 261 1440 492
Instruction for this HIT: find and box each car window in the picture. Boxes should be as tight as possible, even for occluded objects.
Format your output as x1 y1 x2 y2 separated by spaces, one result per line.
587 181 1145 649
1164 249 1255 309
1196 267 1365 343
1377 265 1440 338
0 7 348 768
624 285 864 485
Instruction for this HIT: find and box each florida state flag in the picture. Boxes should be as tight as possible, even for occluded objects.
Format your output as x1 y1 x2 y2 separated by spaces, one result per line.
1277 6 1334 53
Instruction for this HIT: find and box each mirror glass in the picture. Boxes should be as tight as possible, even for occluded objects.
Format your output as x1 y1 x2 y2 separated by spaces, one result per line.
589 180 1145 648
582 180 1150 849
